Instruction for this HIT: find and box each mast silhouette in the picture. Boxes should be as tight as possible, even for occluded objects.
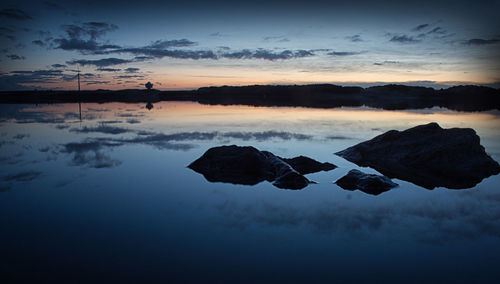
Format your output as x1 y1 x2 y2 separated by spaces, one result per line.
77 67 81 125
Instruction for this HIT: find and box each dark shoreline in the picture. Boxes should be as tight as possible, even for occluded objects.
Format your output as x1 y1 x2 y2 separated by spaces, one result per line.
1 84 499 111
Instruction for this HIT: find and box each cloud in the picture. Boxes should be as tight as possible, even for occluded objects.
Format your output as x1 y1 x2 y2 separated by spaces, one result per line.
346 35 363 42
0 27 16 41
373 60 400 66
221 131 312 141
263 36 290 42
0 8 32 20
124 67 139 73
97 67 121 72
62 140 122 168
464 38 500 45
328 51 363 56
146 39 196 49
70 125 130 135
52 22 119 53
6 54 25 60
32 40 45 46
1 69 65 87
215 191 500 244
43 1 65 10
107 47 218 60
389 35 421 43
412 23 429 31
426 27 446 35
222 49 314 60
252 49 313 60
67 57 133 67
3 171 41 182
13 134 30 140
84 80 110 85
114 74 144 79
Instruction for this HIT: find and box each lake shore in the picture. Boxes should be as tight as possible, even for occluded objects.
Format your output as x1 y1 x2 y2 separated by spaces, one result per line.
1 84 499 111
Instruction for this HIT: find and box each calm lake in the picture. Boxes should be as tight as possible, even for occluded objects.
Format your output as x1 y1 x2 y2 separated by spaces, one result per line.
1 102 499 283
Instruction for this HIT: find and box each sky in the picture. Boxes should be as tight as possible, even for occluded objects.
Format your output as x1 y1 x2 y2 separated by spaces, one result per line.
0 0 499 90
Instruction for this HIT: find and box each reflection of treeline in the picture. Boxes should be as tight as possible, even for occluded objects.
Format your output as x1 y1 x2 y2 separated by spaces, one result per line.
1 84 499 111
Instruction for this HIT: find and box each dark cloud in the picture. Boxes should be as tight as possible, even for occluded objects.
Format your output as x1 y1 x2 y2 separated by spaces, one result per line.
220 49 253 59
389 35 421 43
32 40 45 47
126 119 141 124
114 74 144 79
221 131 312 141
146 39 196 49
426 27 446 35
97 67 121 72
216 193 500 244
43 1 64 10
13 134 30 140
6 54 25 60
53 22 119 53
464 38 500 45
222 49 314 60
0 27 16 41
373 60 400 66
0 69 65 89
3 171 41 182
346 35 363 42
325 135 352 140
62 140 122 168
55 124 70 129
0 8 32 20
124 67 140 73
85 80 110 85
67 58 133 67
107 47 218 60
327 51 363 56
412 24 429 31
263 36 290 42
70 125 129 135
0 185 11 192
252 49 313 60
39 146 50 152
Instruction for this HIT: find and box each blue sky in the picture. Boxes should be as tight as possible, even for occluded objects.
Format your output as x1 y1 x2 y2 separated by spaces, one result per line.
1 0 499 90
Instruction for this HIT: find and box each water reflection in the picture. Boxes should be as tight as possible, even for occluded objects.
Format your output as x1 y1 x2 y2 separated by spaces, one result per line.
1 102 500 282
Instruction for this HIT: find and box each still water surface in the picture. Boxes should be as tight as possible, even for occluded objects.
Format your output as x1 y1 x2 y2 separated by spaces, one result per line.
1 102 499 283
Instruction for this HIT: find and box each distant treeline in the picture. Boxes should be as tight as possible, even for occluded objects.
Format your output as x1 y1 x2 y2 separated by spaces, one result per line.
1 84 499 111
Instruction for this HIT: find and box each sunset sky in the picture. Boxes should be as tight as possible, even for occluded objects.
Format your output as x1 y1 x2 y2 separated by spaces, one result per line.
1 0 499 90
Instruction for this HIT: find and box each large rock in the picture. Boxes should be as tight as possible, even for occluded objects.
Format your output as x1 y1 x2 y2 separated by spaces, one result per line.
335 122 500 189
335 169 398 195
188 145 335 189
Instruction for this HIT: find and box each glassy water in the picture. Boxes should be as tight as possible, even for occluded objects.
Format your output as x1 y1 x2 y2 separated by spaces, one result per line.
1 102 499 283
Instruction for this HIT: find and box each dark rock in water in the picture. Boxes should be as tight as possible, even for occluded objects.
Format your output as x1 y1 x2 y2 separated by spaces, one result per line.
335 122 500 189
335 169 398 195
188 145 274 186
188 145 335 189
280 156 336 175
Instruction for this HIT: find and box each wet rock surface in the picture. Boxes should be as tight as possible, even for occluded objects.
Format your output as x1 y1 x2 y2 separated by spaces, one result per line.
335 169 398 195
279 156 336 175
336 122 500 189
188 145 335 189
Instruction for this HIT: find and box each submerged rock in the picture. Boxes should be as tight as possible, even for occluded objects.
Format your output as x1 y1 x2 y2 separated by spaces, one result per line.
335 169 398 195
336 122 500 189
188 145 335 189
